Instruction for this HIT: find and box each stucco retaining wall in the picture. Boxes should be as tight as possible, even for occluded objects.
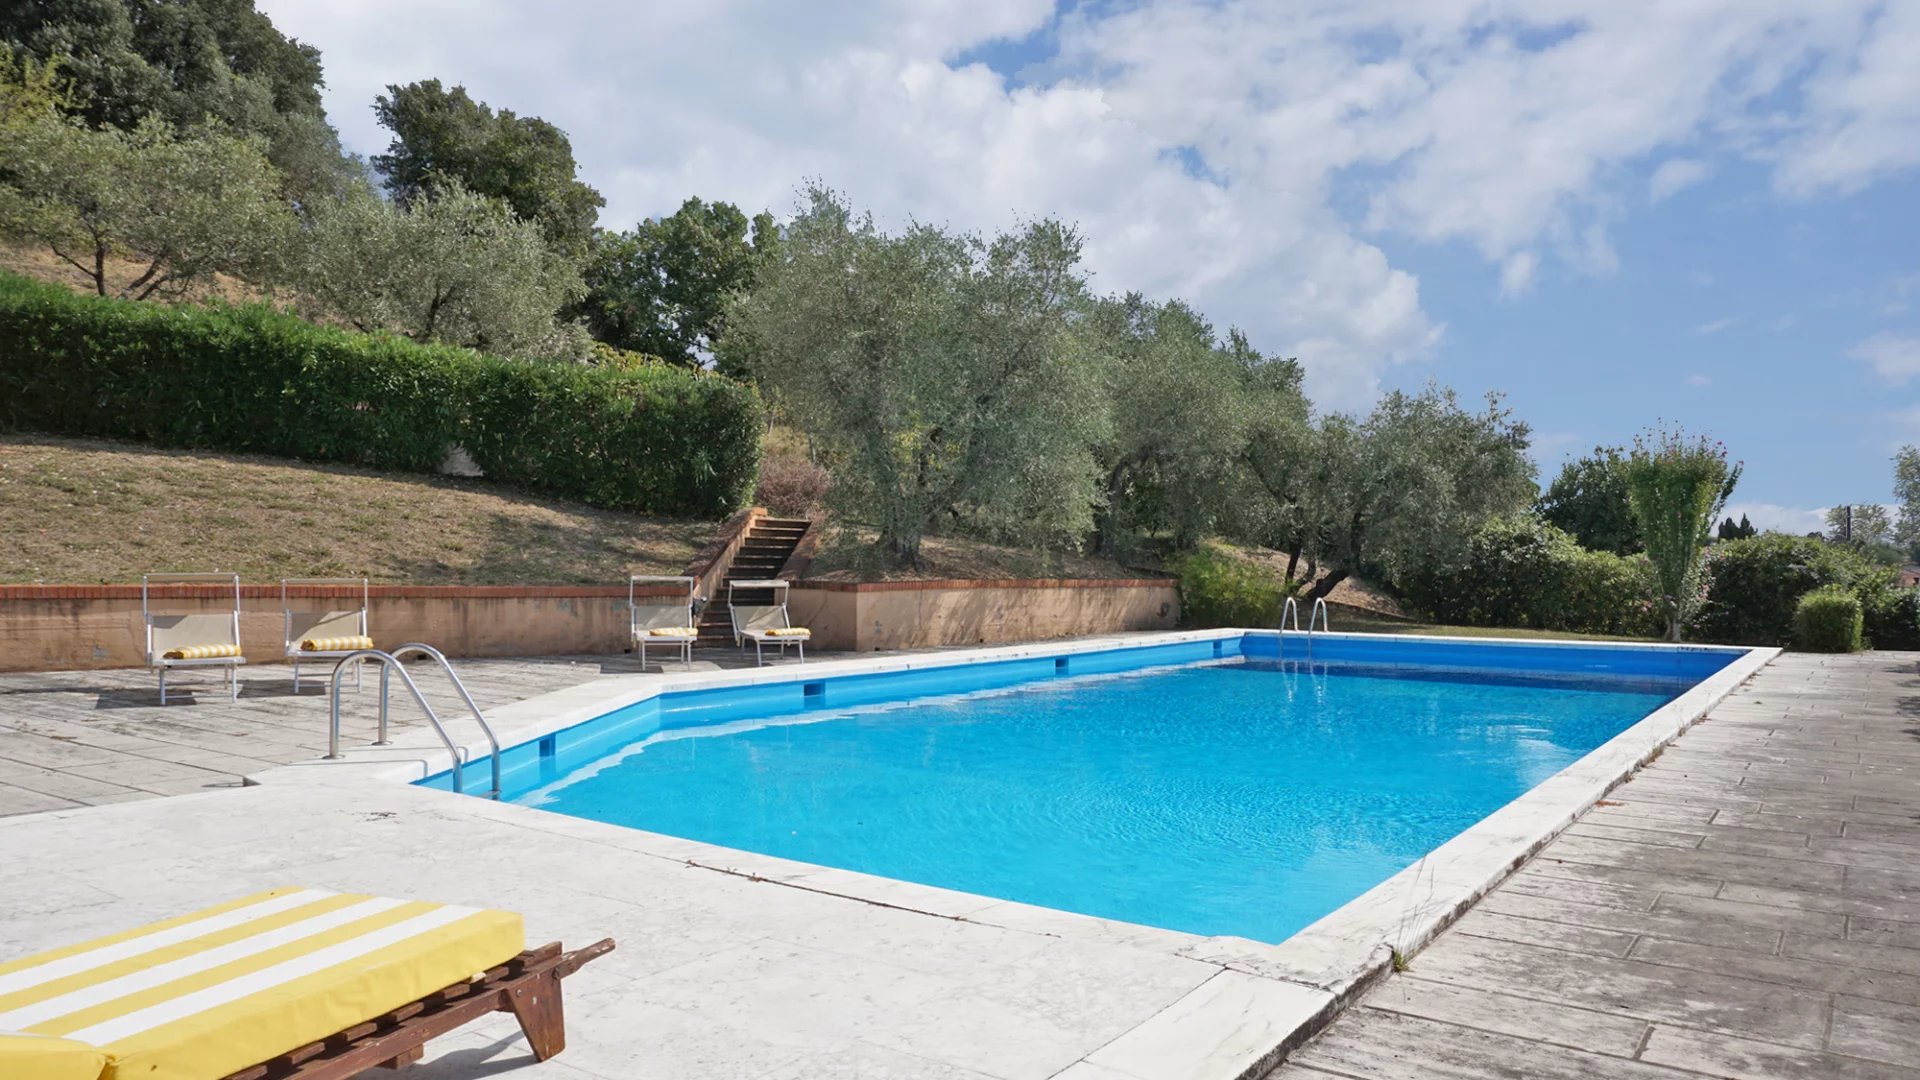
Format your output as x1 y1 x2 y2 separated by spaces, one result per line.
0 578 1180 671
786 578 1179 651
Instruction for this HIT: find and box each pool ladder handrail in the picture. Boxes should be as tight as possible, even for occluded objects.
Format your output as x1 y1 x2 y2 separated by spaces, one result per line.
1278 596 1331 658
326 644 503 800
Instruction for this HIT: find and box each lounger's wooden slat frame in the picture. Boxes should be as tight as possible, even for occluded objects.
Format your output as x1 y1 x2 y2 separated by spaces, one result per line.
218 938 614 1080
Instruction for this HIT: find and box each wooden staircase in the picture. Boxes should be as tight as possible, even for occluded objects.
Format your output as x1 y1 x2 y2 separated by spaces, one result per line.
696 516 810 646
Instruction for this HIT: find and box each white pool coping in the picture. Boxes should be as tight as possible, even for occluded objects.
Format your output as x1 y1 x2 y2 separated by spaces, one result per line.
249 630 1777 1079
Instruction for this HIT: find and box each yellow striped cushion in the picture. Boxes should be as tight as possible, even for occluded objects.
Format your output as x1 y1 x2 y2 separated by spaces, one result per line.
763 627 810 638
0 1032 107 1080
645 627 698 637
0 887 523 1080
298 635 374 652
159 644 242 661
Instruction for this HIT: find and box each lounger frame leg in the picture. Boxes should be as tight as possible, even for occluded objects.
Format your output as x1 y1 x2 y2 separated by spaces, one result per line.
507 969 567 1060
230 663 239 702
158 666 167 706
639 639 648 672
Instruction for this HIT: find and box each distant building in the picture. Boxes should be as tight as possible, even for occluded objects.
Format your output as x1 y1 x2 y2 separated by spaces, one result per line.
1900 565 1920 588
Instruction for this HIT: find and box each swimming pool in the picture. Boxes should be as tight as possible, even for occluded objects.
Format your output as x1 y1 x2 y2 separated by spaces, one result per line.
421 634 1741 944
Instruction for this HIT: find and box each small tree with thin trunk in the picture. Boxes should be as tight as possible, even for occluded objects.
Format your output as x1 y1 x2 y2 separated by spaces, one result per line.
1622 427 1740 641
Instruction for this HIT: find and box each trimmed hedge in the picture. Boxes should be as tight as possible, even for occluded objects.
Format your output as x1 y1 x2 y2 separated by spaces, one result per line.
1397 515 1661 637
0 273 760 517
1692 535 1879 646
1793 586 1863 653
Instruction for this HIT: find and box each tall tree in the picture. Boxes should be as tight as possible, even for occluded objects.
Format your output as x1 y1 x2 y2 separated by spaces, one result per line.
1894 446 1920 556
0 111 292 299
0 0 356 202
1081 295 1259 556
723 187 1104 566
290 180 584 359
1538 447 1640 554
1622 428 1739 641
1291 387 1537 602
1716 514 1757 540
1824 504 1895 548
581 197 778 365
372 79 602 254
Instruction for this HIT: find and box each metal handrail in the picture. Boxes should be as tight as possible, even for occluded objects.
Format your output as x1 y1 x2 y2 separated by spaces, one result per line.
1308 597 1331 657
388 643 502 801
327 650 476 796
1278 596 1300 659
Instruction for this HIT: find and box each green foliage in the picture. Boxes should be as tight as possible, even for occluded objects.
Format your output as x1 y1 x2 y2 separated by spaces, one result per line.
0 1 356 201
1082 296 1267 556
1896 446 1920 556
1861 583 1920 651
1825 503 1895 547
1623 428 1739 641
583 198 779 366
289 180 585 360
0 112 293 298
723 186 1105 566
1169 544 1289 629
1538 447 1641 554
0 272 760 517
1692 534 1875 645
1398 515 1660 637
372 79 603 254
1793 586 1863 653
1253 386 1536 602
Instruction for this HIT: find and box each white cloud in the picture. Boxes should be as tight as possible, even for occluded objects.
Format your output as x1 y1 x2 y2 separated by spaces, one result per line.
257 1 1919 408
1851 334 1920 384
1694 317 1738 336
1686 373 1712 386
1723 502 1828 535
1649 158 1711 202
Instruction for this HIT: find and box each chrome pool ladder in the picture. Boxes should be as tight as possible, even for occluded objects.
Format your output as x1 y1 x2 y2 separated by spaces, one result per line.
326 643 503 799
1278 597 1331 659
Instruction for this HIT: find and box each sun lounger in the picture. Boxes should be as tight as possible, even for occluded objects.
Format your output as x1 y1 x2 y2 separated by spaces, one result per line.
0 886 614 1080
144 573 246 705
728 579 810 665
282 578 374 693
631 575 700 671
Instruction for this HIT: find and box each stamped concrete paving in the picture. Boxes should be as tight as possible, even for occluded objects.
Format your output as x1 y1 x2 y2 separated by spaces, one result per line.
0 652 842 816
1271 650 1920 1080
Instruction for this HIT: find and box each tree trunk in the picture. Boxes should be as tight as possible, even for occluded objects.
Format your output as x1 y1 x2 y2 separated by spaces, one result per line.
1283 542 1303 583
880 530 922 570
1302 567 1349 603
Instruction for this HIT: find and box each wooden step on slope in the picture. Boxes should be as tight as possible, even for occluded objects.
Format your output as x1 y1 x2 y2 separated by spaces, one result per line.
694 516 811 645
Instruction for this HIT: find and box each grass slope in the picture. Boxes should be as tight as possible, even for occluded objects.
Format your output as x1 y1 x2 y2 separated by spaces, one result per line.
0 435 717 585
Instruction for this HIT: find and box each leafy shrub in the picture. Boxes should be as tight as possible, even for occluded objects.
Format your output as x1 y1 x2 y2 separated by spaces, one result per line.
1691 535 1874 646
0 272 761 517
753 452 833 517
1861 582 1920 651
1397 515 1660 636
1793 586 1863 653
1170 544 1289 629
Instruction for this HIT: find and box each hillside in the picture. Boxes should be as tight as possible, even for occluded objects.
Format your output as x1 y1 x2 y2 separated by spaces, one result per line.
0 435 717 585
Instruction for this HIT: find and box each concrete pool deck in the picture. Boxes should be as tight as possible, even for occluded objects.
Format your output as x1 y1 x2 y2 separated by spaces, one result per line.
2 638 1911 1078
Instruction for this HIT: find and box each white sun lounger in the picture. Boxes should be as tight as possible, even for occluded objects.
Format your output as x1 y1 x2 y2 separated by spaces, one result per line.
283 578 373 693
631 575 699 671
144 573 245 704
728 579 810 666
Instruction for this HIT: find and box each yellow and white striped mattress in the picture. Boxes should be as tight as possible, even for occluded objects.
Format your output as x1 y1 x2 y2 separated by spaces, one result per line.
0 887 524 1080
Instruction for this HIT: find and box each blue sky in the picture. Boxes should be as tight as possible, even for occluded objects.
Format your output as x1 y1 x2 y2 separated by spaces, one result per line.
263 0 1920 529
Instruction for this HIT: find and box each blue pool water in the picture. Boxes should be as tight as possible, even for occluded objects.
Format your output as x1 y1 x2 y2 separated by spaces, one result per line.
433 637 1736 943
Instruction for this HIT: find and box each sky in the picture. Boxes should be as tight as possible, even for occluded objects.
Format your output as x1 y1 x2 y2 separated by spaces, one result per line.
258 0 1920 532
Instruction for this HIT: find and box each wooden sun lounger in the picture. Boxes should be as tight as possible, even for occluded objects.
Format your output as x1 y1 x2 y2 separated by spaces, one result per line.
219 939 615 1079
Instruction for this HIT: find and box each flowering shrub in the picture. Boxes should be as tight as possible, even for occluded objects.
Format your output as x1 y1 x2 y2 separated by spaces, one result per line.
753 452 833 517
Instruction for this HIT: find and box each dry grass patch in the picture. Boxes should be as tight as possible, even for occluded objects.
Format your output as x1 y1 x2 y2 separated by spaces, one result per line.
805 526 1151 582
0 435 717 584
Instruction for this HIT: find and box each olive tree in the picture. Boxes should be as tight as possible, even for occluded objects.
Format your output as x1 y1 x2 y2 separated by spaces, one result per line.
1082 295 1259 556
723 188 1105 567
290 181 585 359
0 112 292 298
1248 386 1536 601
1622 428 1740 641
